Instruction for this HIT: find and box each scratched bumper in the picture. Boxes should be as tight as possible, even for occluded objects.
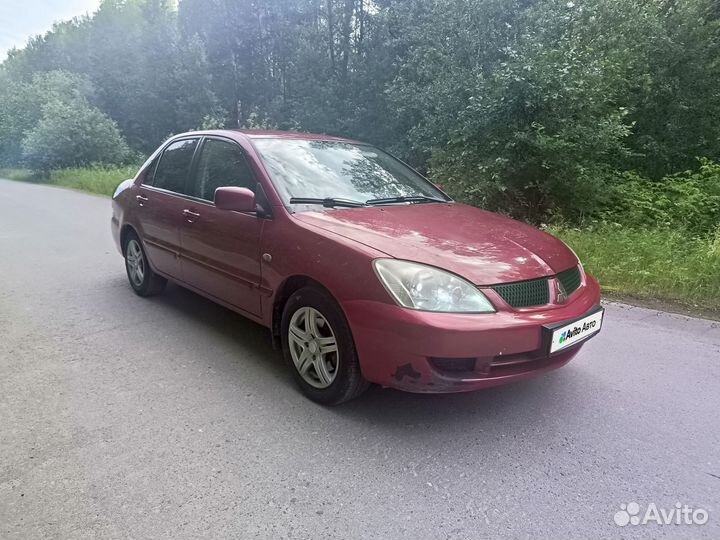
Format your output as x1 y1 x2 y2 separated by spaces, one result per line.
343 275 601 393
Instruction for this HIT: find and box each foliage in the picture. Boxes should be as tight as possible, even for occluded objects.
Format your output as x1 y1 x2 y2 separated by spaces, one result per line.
49 165 140 196
1 0 720 227
553 224 720 313
601 160 720 235
2 0 221 154
0 165 140 197
22 99 130 170
388 0 720 221
1 166 139 196
0 169 41 182
0 71 93 166
0 70 131 169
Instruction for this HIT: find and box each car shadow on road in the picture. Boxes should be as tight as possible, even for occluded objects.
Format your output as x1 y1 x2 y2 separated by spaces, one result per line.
143 281 295 382
334 374 573 428
140 281 585 431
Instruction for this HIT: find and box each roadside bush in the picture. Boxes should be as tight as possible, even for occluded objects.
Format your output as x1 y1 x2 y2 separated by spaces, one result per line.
431 151 617 224
601 160 720 235
22 99 130 171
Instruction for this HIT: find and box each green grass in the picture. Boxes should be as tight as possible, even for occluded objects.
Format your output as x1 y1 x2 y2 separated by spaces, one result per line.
49 166 139 196
0 166 139 196
552 225 720 313
0 169 42 182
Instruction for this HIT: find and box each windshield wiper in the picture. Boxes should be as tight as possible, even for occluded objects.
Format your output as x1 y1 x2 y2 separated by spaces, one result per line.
289 197 367 208
365 195 447 206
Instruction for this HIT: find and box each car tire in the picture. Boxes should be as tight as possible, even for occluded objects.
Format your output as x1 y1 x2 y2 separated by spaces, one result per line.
123 230 167 297
281 286 369 405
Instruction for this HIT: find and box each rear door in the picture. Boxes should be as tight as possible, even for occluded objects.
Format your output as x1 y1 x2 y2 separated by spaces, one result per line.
180 137 264 317
135 138 199 279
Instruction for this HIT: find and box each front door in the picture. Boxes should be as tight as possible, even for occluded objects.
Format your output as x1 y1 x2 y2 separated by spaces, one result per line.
135 138 199 279
180 137 263 317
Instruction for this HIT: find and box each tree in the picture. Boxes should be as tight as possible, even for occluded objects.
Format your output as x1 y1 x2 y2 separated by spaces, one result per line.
2 0 720 224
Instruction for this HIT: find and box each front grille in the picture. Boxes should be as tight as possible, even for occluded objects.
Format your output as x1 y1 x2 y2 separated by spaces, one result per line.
492 277 550 308
557 265 582 296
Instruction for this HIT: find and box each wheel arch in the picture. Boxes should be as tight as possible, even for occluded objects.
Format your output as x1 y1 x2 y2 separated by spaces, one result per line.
271 275 337 347
120 225 161 276
119 224 138 252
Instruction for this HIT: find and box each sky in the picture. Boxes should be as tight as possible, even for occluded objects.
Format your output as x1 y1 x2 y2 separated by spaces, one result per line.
0 0 101 61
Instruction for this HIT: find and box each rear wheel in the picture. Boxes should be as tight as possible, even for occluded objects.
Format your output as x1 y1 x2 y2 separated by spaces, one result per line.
281 286 369 405
123 231 166 297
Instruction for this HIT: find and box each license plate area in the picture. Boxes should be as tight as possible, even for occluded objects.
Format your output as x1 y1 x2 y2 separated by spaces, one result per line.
544 306 604 354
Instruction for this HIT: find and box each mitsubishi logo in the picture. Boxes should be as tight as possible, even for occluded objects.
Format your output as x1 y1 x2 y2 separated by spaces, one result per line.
556 280 568 304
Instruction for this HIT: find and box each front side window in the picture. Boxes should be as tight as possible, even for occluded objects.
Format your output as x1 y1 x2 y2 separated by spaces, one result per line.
191 139 256 201
152 138 199 194
252 139 447 206
139 154 160 185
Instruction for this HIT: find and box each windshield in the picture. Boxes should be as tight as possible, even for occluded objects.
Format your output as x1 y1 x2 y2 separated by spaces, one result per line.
252 139 449 206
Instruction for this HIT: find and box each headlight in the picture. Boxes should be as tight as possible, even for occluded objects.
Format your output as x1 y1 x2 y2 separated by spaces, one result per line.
373 259 496 313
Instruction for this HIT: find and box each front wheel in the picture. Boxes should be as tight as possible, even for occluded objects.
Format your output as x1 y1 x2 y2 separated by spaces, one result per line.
123 231 167 297
281 286 369 405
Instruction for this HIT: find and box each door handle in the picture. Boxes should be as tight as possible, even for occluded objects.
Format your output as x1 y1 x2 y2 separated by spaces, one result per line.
136 194 149 206
183 209 200 222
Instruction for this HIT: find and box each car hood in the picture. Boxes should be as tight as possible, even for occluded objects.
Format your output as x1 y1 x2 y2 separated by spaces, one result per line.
293 203 577 285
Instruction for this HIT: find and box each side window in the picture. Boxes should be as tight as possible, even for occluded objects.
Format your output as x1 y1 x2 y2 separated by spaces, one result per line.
152 138 199 194
192 139 256 201
140 155 160 185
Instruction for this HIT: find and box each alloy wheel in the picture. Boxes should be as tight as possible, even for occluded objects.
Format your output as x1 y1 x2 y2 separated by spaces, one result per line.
288 307 339 389
126 239 145 287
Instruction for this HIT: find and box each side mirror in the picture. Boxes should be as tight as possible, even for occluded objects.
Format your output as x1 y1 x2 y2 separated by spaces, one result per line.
214 186 256 212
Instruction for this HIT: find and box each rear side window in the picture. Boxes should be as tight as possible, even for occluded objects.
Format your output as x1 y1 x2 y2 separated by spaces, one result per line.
152 138 199 194
191 139 256 201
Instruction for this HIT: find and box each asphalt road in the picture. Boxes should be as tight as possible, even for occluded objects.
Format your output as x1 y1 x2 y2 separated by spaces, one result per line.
1 178 718 540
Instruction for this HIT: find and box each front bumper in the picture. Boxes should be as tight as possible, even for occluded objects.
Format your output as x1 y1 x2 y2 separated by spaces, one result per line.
343 275 601 393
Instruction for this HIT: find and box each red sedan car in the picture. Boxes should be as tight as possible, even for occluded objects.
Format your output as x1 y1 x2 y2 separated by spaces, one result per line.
112 130 603 404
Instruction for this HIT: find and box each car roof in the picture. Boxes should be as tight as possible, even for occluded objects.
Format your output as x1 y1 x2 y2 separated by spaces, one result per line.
235 129 360 143
171 129 361 144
